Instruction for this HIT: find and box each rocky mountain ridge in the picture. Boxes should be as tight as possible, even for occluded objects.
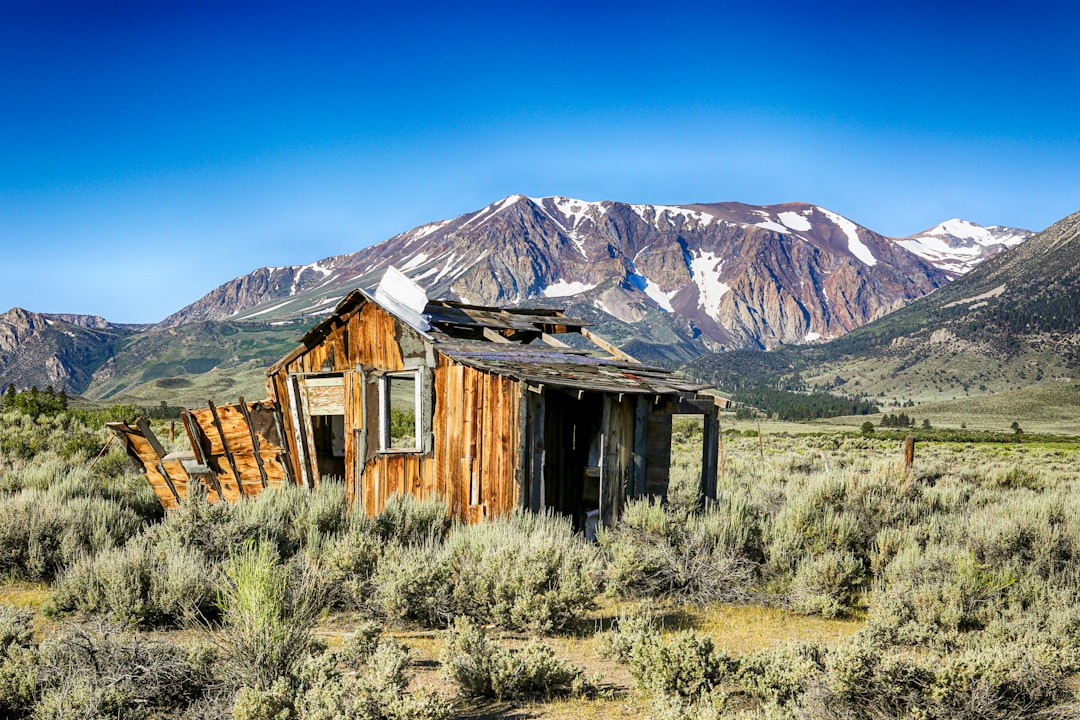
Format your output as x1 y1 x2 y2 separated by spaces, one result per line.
0 308 134 393
686 209 1080 404
164 195 1005 352
1 196 1035 396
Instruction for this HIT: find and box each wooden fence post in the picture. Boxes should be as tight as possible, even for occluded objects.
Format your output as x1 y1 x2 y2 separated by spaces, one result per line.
903 435 916 472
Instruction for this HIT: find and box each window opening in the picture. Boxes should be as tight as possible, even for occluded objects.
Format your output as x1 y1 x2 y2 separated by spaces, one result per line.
380 371 421 452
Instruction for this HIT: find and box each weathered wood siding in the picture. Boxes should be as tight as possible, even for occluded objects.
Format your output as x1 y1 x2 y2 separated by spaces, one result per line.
107 419 189 509
108 401 291 510
266 299 521 522
182 400 290 502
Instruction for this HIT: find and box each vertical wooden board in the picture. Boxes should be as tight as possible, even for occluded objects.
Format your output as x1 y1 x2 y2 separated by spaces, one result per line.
431 368 448 506
508 381 521 509
492 375 506 514
446 364 465 518
274 374 305 488
631 397 647 498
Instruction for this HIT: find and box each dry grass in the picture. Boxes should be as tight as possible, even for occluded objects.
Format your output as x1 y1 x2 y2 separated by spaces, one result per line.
0 579 50 609
302 598 863 720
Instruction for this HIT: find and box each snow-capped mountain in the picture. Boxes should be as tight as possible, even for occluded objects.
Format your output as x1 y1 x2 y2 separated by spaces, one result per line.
894 219 1033 277
159 195 1026 355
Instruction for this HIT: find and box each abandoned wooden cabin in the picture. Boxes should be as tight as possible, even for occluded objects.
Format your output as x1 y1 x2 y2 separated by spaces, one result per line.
109 268 724 530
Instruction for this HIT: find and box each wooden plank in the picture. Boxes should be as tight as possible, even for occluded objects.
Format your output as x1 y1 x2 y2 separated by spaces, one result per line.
528 390 545 512
599 395 611 527
580 327 638 363
208 401 246 499
515 384 529 510
237 397 270 489
303 377 346 415
482 327 512 343
539 332 571 348
108 421 184 509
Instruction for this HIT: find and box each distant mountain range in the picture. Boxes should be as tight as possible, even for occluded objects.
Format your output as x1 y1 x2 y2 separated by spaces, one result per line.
161 196 1030 349
0 195 1035 401
687 209 1080 405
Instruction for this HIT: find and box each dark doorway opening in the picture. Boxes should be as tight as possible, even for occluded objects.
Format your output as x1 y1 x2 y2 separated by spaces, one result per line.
311 414 346 481
543 390 604 532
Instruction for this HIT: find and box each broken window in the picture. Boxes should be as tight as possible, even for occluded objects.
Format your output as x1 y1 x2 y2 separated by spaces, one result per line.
380 371 421 452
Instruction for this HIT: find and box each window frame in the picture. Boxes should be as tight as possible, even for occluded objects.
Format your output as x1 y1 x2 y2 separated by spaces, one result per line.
378 370 423 454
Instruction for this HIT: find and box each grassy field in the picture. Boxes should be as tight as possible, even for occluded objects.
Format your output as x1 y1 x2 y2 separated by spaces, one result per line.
2 408 1079 719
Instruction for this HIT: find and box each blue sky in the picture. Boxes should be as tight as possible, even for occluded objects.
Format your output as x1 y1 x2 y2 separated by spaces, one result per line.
2 0 1079 322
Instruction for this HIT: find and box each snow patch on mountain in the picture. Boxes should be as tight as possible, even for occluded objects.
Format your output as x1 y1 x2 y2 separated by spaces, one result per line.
819 208 877 266
778 211 813 232
896 220 1032 275
399 252 430 272
289 261 335 295
755 220 788 233
460 195 524 230
689 250 730 319
240 299 294 319
542 280 597 298
628 272 675 312
529 196 607 259
404 220 451 245
629 204 719 228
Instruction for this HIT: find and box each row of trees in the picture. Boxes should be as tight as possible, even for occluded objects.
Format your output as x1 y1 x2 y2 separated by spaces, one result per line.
731 385 878 421
2 384 68 418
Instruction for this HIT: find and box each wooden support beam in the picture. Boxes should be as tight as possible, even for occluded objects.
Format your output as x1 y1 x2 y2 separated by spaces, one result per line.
700 409 719 505
580 327 638 363
269 400 296 487
180 411 224 501
529 391 546 513
482 327 513 343
133 417 183 506
208 400 246 498
237 396 270 489
599 395 612 528
135 416 166 457
539 332 571 348
286 375 313 489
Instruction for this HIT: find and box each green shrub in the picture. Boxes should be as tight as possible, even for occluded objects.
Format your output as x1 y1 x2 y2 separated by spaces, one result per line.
599 498 758 604
869 544 1016 647
439 511 600 633
372 540 453 627
597 614 731 700
0 605 37 718
374 494 448 546
440 616 581 701
44 535 218 627
735 641 826 709
0 489 144 581
790 550 865 618
215 543 325 692
366 510 599 632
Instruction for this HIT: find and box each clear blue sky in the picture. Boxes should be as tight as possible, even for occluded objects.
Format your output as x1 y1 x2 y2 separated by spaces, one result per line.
3 0 1079 322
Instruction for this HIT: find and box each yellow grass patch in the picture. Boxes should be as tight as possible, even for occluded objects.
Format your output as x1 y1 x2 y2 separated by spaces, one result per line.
0 580 50 610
